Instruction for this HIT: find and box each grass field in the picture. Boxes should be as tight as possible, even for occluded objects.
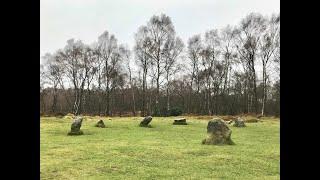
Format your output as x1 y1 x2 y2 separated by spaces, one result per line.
40 116 280 180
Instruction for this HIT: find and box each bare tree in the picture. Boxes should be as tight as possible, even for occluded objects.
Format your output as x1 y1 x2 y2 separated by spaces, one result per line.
119 45 136 116
235 13 267 114
40 12 280 117
187 35 203 113
97 31 120 116
40 64 48 114
42 53 65 114
56 39 93 115
82 46 97 114
273 15 280 79
136 14 176 115
259 13 280 116
163 36 184 113
219 25 238 114
40 64 46 91
219 25 237 95
199 29 220 115
134 26 152 116
91 42 105 115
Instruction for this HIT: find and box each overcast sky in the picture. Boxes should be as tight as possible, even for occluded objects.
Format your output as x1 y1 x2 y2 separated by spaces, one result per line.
40 0 279 63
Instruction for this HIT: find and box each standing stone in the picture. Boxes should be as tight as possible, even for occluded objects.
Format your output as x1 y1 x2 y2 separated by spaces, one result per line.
233 117 246 127
95 120 106 128
173 118 187 125
139 116 152 127
202 118 234 145
67 117 84 135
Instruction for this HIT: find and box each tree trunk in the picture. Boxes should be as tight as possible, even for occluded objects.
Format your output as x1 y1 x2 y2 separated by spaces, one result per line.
98 91 102 115
142 85 145 117
51 86 58 114
105 89 111 116
188 82 193 114
73 89 79 115
166 72 170 114
261 63 267 116
156 67 160 115
132 86 136 116
166 88 170 114
77 89 84 115
207 80 211 115
142 67 147 117
251 58 258 114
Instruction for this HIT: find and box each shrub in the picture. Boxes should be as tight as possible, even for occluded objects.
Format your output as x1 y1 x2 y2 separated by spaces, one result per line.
220 115 236 121
55 112 66 118
159 107 169 117
169 107 183 116
245 118 259 123
152 107 161 117
65 113 74 116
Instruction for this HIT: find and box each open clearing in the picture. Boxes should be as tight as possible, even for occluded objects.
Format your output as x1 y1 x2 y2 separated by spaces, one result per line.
40 116 280 179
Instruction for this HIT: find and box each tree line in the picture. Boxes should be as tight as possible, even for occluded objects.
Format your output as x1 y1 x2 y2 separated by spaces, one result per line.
40 12 280 117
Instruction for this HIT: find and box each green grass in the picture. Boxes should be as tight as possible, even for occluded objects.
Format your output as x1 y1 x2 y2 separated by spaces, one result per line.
40 116 280 180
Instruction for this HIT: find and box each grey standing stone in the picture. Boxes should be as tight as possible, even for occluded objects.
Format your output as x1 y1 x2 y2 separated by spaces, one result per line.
139 116 152 127
95 120 106 128
68 117 84 135
233 117 246 127
173 118 187 125
202 118 234 145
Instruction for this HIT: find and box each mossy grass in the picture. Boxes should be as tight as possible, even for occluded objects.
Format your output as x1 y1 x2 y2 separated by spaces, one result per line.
41 116 279 179
67 130 84 136
173 122 188 125
139 124 153 128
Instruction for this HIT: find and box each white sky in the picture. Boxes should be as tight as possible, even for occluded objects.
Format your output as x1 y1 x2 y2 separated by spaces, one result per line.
40 0 279 63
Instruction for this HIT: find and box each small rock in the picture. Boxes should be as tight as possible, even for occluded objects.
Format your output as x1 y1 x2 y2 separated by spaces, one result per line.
95 120 106 128
245 118 259 123
173 118 187 125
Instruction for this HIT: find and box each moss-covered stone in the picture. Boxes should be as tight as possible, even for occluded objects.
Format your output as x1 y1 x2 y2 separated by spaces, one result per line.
233 117 246 127
202 118 234 145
